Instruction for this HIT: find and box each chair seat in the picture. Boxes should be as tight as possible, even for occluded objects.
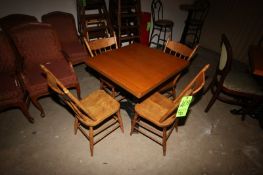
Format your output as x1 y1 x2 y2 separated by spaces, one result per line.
23 59 77 96
0 74 24 101
155 19 174 27
62 42 88 64
224 70 263 96
81 90 120 126
135 92 176 127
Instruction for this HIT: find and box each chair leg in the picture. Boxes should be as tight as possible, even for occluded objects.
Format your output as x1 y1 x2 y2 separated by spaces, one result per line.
116 110 124 133
18 102 34 123
175 118 179 132
31 96 45 117
130 112 139 135
204 87 221 112
89 126 94 157
74 117 79 135
76 84 81 99
162 127 167 156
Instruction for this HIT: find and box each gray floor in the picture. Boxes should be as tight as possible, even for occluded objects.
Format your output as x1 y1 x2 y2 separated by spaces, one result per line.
0 47 263 175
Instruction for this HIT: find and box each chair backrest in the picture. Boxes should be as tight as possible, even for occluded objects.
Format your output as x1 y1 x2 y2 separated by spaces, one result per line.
83 33 118 57
217 34 232 79
151 0 163 22
0 31 17 73
9 23 65 69
163 39 199 61
41 11 79 46
0 14 38 33
40 64 97 122
190 0 210 24
159 64 209 122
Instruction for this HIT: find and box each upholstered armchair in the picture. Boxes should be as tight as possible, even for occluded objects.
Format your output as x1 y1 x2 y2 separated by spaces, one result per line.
9 23 81 117
0 14 38 34
42 11 88 65
0 31 33 123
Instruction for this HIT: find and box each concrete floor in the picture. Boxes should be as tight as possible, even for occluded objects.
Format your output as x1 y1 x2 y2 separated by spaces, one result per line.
0 47 263 175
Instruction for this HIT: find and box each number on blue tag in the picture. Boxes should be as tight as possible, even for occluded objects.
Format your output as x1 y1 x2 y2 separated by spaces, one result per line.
176 96 193 117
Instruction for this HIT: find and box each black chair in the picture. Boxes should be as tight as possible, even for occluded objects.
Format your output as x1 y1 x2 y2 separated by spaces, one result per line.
204 34 263 121
149 0 174 49
180 0 210 48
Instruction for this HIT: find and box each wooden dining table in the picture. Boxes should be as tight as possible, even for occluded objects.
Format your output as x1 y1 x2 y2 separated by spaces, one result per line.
248 45 263 77
85 43 189 100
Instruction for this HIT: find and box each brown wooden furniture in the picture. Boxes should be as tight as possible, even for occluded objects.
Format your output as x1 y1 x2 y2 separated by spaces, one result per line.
83 34 122 99
0 31 34 123
131 64 209 156
85 43 189 100
205 34 263 120
159 39 199 99
76 0 114 40
149 0 173 48
41 64 124 156
42 11 89 65
9 23 81 117
248 45 263 77
109 0 141 47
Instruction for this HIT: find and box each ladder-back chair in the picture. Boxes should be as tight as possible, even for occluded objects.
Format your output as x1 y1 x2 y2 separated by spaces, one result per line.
83 34 123 100
159 39 199 99
41 64 124 156
131 64 209 156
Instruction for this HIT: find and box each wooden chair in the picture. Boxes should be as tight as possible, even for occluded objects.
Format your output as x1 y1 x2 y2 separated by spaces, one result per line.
204 34 263 120
9 23 81 117
40 64 124 156
42 11 88 65
158 39 199 99
83 34 123 100
0 31 34 123
131 64 210 156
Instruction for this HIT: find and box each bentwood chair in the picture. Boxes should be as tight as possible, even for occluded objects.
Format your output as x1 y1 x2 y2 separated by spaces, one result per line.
204 34 263 120
131 64 209 156
41 64 124 156
149 0 174 48
159 39 199 99
9 23 81 117
42 11 88 65
0 31 34 123
83 33 123 100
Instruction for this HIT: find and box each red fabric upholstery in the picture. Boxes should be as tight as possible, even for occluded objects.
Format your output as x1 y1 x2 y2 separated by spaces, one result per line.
9 23 81 117
0 14 38 33
42 11 88 65
0 31 33 123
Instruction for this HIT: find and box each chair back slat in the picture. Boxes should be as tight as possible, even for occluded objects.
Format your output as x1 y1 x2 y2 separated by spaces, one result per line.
163 39 199 61
40 64 97 121
84 33 118 58
159 64 209 122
